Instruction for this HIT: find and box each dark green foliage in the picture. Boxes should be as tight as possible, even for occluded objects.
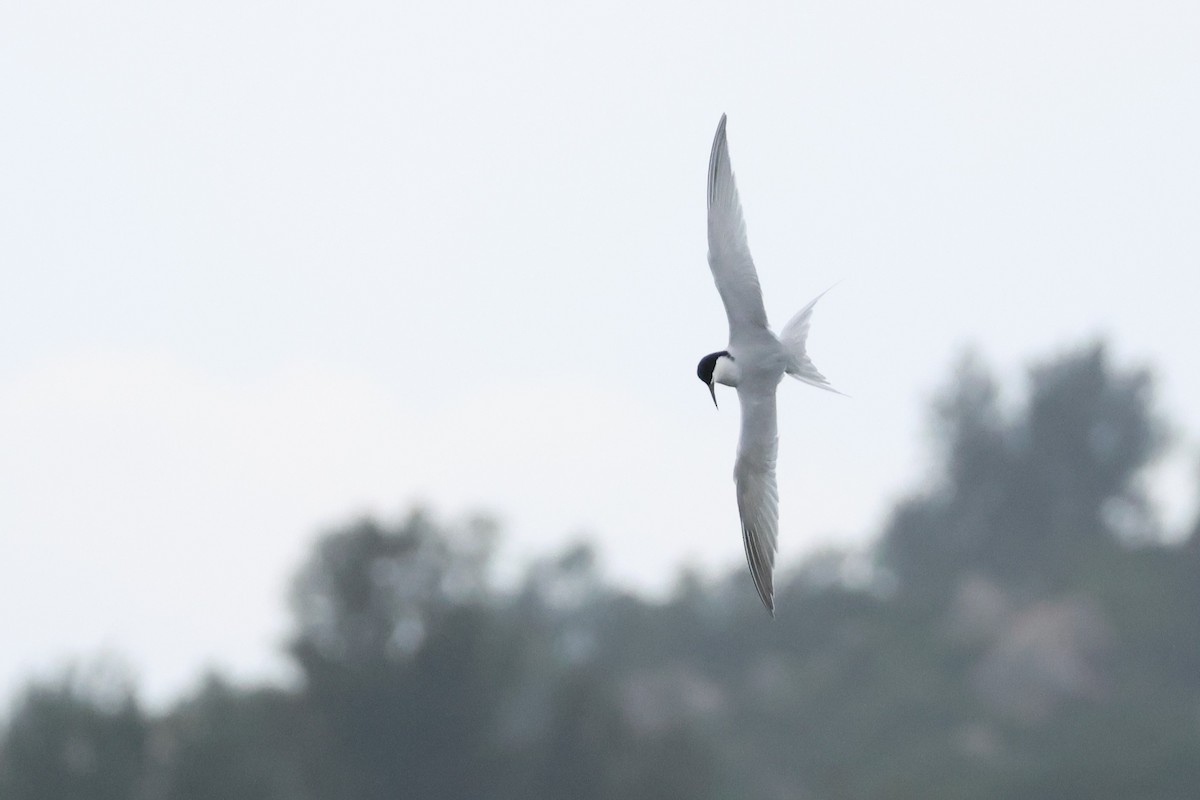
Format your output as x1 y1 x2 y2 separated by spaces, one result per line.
881 343 1164 602
3 341 1199 799
152 677 312 800
0 667 148 800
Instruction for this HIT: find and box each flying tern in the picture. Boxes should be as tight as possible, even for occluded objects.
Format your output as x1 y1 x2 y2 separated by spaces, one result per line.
696 114 842 615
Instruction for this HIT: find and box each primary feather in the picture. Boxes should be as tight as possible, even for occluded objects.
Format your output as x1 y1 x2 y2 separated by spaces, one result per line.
707 114 769 342
734 383 780 614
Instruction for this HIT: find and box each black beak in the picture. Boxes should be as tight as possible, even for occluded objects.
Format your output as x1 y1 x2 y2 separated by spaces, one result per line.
708 382 718 409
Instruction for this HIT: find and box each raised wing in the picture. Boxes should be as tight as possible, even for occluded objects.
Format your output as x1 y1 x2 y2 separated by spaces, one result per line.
734 382 780 614
708 114 769 340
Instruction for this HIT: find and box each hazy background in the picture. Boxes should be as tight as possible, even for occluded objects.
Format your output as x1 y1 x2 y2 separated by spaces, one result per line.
3 0 1200 716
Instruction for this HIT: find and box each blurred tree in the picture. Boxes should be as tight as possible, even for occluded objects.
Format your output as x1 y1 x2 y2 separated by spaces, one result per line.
149 676 310 800
0 665 147 800
289 510 495 677
881 343 1165 602
287 510 514 799
3 340 1197 800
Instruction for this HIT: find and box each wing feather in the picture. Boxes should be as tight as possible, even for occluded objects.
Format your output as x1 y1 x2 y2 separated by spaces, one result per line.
707 115 769 340
734 383 780 614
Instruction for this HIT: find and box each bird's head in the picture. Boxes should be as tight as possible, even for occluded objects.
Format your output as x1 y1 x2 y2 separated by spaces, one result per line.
696 351 732 408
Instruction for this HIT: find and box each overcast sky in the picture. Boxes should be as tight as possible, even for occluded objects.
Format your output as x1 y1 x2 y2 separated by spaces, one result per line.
3 1 1199 705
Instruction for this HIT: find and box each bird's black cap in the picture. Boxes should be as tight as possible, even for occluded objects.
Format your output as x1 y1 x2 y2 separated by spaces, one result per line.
696 351 730 384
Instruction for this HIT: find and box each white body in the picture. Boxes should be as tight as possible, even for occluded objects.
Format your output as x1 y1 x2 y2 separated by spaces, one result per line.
704 114 840 614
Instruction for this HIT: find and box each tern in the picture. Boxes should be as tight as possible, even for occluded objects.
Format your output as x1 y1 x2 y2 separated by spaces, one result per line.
696 114 842 615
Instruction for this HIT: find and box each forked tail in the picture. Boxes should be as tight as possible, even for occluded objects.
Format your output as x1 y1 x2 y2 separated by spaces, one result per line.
779 289 845 395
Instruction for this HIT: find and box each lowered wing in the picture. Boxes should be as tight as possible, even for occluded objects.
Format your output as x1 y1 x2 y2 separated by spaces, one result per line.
734 381 780 614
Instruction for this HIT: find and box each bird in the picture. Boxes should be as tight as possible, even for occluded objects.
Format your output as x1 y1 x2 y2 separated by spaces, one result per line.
696 114 842 615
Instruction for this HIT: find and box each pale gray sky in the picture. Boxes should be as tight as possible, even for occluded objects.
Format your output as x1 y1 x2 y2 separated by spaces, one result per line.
3 1 1199 704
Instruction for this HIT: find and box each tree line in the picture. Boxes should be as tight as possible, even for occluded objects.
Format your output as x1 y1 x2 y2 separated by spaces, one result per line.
3 341 1199 799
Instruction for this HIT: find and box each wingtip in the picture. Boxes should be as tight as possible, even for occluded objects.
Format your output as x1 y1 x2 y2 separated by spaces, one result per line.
714 114 728 145
708 115 731 207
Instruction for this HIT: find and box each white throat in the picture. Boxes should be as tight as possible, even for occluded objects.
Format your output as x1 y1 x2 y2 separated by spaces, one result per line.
712 354 740 387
